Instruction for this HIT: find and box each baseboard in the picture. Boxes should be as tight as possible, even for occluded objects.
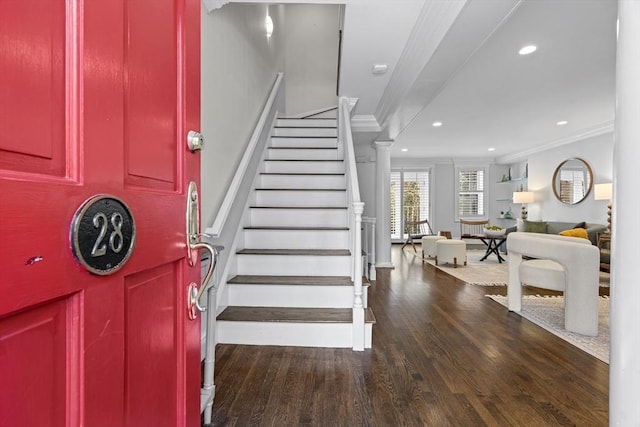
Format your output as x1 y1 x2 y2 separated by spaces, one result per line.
375 261 395 269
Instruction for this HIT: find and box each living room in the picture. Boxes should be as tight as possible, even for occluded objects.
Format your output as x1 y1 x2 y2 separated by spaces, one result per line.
355 130 613 244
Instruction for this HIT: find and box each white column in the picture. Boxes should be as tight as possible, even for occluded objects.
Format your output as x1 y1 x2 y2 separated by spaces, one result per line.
610 2 640 425
374 141 394 268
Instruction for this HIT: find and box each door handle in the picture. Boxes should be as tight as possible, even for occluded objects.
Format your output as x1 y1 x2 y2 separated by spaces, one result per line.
187 239 221 319
185 181 223 319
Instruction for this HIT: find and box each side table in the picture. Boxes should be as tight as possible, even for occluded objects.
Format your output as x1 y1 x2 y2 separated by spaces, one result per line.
598 233 611 273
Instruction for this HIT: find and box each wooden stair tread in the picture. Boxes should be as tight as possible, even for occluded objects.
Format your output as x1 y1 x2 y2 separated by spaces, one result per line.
244 226 349 230
217 306 376 324
250 206 347 209
269 147 337 150
269 136 338 139
264 159 343 162
260 172 345 176
255 188 346 191
277 117 336 120
277 117 336 119
274 126 337 129
237 249 350 256
228 275 352 286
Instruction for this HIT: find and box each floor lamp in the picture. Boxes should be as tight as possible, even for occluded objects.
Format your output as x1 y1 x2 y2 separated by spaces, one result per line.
594 183 612 234
512 191 534 220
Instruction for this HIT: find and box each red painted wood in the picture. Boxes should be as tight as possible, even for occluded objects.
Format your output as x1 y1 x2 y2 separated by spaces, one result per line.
0 298 77 427
0 0 66 176
0 1 201 425
125 0 178 188
124 264 178 426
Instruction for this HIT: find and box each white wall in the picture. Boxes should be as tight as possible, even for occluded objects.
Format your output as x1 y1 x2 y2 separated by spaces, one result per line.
284 4 340 115
526 132 614 224
201 3 285 227
201 4 344 225
431 163 457 236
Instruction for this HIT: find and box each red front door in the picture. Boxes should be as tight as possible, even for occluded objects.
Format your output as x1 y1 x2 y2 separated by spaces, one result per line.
0 1 201 426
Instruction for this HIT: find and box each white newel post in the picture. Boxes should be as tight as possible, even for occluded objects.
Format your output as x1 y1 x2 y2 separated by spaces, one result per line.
374 140 394 268
352 202 365 351
610 2 640 424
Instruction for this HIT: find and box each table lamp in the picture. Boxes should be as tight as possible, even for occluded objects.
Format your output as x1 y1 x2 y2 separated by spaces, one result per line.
512 191 534 220
594 183 612 233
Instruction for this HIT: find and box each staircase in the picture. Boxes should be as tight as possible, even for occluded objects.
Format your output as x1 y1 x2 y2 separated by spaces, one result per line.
216 116 374 349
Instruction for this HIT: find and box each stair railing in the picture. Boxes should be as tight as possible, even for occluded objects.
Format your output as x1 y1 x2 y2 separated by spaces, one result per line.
362 216 377 281
338 96 365 351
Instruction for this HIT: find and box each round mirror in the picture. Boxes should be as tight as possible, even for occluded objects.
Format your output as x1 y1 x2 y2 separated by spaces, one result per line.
552 158 593 204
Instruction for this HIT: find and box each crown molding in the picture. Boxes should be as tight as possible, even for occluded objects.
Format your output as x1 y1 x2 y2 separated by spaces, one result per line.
496 121 615 164
350 115 381 133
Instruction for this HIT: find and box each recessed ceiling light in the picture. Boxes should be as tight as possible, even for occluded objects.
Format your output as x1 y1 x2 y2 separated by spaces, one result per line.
518 45 537 55
432 121 443 127
557 120 568 126
488 147 496 152
401 148 408 152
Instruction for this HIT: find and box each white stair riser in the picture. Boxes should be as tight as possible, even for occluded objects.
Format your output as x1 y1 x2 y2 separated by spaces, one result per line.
264 160 344 174
228 284 354 308
270 137 337 148
217 321 372 348
276 119 336 128
260 174 345 189
273 127 337 137
237 254 351 276
249 209 347 227
255 190 346 206
267 148 338 160
244 229 349 249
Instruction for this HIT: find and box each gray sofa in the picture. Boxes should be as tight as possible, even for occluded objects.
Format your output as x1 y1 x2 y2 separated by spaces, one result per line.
523 220 607 245
505 220 607 254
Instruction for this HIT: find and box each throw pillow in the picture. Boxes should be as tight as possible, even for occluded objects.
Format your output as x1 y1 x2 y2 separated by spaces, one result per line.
523 220 547 233
560 227 589 239
573 221 587 229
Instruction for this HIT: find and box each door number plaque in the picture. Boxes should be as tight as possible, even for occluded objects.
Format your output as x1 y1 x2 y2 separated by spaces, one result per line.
71 195 136 275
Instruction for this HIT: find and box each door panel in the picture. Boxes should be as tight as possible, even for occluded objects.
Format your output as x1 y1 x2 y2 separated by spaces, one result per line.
0 0 66 175
0 0 201 425
125 0 178 188
0 296 80 427
125 264 177 427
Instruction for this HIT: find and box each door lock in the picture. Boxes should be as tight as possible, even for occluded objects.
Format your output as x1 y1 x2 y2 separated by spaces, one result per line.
187 130 204 152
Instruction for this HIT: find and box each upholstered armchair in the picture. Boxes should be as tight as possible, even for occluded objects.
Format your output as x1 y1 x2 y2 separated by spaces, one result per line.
507 232 600 336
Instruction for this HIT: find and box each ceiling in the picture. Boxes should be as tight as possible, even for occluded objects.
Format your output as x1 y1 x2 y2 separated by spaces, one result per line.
340 0 617 162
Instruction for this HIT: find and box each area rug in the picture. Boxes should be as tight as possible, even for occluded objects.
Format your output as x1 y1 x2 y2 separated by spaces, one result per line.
486 294 610 363
424 250 611 287
423 250 509 286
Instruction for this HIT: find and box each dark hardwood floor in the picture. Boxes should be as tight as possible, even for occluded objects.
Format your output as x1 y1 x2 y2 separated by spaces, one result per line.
209 245 608 426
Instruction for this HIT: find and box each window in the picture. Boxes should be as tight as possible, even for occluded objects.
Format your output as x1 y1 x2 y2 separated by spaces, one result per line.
390 170 430 241
559 169 586 204
457 168 485 218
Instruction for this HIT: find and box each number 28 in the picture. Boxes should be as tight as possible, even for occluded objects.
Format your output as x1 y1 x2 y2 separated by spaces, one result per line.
91 212 124 257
